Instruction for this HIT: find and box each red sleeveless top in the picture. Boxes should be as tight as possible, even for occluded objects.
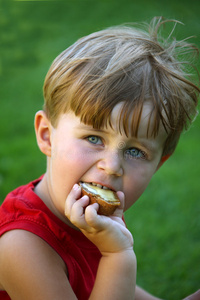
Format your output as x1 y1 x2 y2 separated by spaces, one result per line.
0 178 102 300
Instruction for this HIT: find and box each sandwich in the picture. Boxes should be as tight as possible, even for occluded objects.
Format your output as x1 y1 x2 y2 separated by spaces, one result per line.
79 182 120 216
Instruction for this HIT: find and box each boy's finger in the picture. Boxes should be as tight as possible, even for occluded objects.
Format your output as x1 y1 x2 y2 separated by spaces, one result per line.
112 191 125 218
84 203 103 229
69 195 90 228
64 183 81 216
116 191 125 209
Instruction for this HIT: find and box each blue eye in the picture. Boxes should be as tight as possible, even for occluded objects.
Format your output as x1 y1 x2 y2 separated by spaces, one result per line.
87 136 102 145
125 148 145 159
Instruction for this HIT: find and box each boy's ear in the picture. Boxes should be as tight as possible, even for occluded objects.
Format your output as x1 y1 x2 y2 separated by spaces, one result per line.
156 154 171 171
34 110 52 157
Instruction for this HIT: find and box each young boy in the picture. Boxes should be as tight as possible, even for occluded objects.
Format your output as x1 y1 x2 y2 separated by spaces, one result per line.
0 17 199 300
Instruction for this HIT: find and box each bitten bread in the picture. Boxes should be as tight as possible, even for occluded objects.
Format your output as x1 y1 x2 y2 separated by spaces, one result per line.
79 182 120 216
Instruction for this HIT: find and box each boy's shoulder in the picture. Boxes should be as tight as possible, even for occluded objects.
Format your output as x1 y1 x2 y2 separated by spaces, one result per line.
0 229 68 299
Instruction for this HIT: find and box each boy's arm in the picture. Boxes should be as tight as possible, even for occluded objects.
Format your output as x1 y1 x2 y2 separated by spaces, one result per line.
135 284 200 300
65 185 137 299
90 250 136 299
0 229 77 300
135 286 161 300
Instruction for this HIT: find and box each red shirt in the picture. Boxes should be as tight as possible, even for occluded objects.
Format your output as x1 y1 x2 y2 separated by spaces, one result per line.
0 178 102 300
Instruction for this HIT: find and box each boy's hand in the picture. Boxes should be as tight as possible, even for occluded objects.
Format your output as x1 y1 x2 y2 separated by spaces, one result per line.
65 184 133 255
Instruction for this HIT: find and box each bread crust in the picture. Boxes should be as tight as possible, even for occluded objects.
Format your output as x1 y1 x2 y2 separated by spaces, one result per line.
79 183 120 215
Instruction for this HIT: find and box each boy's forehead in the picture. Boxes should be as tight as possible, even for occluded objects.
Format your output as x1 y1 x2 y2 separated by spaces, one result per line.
110 101 168 141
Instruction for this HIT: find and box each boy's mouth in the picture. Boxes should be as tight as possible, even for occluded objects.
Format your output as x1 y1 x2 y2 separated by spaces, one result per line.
86 182 111 190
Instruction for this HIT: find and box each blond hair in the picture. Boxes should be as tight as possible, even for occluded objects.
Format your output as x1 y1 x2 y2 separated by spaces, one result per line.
43 17 200 156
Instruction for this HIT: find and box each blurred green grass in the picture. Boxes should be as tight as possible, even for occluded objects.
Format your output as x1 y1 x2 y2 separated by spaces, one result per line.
0 1 200 299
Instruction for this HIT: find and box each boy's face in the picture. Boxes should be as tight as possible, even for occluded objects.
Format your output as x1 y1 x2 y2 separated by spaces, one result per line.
36 102 168 221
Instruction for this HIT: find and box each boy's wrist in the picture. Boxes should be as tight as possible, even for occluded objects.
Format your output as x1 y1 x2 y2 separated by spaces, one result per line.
100 248 136 269
101 247 135 258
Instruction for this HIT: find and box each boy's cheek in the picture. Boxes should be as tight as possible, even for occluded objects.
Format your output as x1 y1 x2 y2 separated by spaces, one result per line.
123 185 143 210
123 171 155 210
51 146 97 163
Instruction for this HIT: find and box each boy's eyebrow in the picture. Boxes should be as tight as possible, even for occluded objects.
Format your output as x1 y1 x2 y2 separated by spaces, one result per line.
75 124 109 134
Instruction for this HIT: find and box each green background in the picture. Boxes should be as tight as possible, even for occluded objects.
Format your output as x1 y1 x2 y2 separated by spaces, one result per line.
0 0 200 299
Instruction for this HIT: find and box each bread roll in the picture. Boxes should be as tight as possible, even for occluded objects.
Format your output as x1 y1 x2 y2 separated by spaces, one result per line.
79 182 120 216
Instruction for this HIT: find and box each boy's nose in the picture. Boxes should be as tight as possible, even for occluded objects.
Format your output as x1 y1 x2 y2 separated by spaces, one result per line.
97 151 123 177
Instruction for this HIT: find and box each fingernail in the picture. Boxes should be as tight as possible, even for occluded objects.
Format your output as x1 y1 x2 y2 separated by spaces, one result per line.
81 195 88 200
73 184 79 190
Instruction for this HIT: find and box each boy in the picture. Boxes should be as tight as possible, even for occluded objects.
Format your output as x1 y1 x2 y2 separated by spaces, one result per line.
0 17 199 299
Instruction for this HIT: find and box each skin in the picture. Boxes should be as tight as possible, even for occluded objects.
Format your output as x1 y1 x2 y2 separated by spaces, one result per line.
0 102 198 299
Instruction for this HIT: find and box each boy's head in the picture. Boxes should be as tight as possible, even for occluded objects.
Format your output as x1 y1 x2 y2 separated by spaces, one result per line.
43 17 199 157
